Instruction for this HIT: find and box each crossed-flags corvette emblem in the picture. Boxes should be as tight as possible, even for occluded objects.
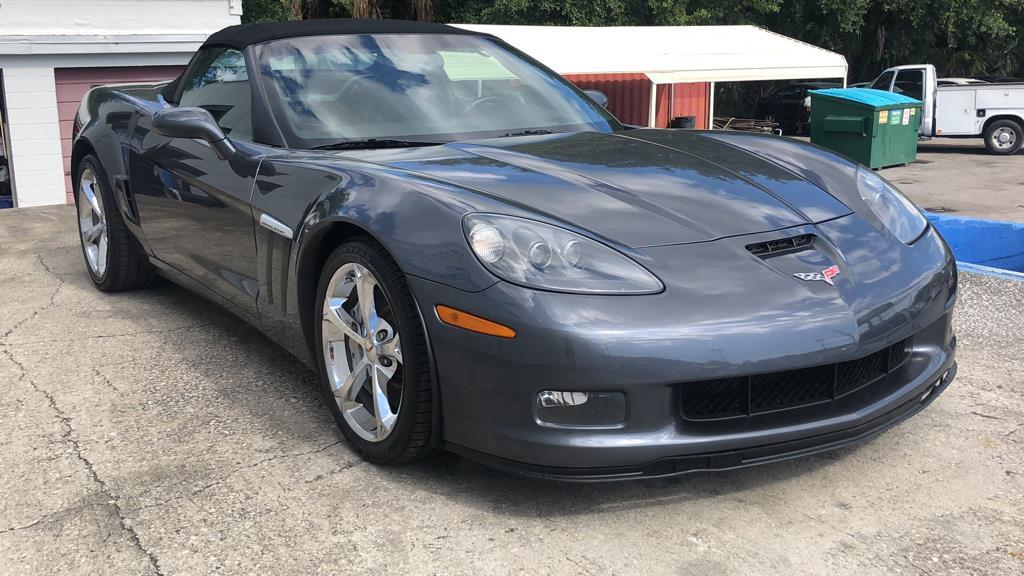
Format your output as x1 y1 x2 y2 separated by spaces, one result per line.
793 265 841 286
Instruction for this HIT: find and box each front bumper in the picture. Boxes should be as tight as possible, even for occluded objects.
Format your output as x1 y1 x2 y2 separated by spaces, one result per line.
407 221 958 477
449 362 955 480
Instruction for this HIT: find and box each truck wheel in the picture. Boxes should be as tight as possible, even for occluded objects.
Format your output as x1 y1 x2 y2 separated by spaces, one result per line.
983 119 1023 155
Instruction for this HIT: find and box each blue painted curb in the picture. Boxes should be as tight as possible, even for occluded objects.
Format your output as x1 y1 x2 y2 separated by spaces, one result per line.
956 261 1024 282
925 212 1024 276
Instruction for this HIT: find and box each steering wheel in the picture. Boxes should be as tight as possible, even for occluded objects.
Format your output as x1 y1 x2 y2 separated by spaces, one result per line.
340 74 375 97
462 96 508 116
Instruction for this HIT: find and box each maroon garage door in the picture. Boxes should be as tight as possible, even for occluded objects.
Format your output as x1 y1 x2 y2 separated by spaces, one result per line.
56 66 185 204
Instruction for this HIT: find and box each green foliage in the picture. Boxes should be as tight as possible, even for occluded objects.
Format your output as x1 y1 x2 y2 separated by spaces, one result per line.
242 0 298 22
242 0 1024 79
242 0 351 22
447 0 633 26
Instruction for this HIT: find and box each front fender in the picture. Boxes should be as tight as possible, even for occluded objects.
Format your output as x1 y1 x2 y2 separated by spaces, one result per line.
250 154 513 365
73 87 155 251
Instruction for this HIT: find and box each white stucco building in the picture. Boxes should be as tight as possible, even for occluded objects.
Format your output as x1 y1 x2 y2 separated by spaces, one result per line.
0 0 242 207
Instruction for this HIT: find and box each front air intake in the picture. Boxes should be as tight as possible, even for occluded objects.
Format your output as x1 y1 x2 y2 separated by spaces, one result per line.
680 339 912 420
745 234 815 257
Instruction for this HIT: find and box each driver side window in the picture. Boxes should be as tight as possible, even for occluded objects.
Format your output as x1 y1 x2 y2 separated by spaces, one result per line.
893 69 924 101
179 48 253 141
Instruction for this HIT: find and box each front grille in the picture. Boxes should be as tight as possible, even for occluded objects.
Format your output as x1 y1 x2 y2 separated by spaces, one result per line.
680 339 912 420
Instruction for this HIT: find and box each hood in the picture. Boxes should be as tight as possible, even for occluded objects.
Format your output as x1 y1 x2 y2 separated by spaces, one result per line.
365 130 852 248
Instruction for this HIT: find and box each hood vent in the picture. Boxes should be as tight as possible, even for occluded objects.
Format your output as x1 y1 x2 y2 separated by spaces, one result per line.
746 234 815 257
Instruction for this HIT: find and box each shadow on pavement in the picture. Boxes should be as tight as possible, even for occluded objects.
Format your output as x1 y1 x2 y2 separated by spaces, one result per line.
916 144 993 155
381 440 865 518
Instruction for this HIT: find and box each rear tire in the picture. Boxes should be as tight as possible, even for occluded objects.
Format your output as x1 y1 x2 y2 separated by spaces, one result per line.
314 239 437 465
75 155 155 291
983 119 1023 155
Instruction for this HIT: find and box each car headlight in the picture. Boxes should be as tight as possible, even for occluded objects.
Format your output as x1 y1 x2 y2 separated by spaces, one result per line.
856 167 928 244
463 213 663 294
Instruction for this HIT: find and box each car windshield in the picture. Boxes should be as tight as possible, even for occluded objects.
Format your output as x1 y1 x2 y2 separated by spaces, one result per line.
255 33 620 148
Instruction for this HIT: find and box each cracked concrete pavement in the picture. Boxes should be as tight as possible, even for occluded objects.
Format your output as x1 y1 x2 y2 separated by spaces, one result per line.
1 205 1023 575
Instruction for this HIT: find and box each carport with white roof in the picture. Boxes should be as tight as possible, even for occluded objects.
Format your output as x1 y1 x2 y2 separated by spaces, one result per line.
454 24 849 128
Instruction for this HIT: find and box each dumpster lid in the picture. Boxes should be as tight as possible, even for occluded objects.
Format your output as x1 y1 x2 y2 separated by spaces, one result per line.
810 87 922 108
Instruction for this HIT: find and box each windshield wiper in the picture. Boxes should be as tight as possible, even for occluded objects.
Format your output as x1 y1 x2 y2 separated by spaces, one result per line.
497 129 557 138
310 139 443 151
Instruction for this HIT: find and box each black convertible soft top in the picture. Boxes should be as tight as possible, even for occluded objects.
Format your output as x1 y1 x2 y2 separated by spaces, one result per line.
202 18 487 50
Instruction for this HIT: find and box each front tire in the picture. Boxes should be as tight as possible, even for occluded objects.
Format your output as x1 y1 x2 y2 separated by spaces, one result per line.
314 240 437 465
75 155 154 291
983 119 1023 155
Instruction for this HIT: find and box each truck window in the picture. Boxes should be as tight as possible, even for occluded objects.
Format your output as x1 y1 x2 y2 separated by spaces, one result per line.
894 69 924 101
869 71 894 91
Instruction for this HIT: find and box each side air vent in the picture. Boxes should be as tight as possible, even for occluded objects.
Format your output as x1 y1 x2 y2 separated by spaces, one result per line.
113 176 139 224
746 234 815 257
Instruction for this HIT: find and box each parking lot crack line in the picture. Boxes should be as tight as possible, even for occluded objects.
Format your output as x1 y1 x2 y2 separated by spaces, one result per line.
0 255 62 344
0 259 166 576
3 347 166 575
0 502 107 535
2 345 165 575
130 440 349 512
970 411 1004 420
7 322 218 347
302 458 365 483
93 367 120 394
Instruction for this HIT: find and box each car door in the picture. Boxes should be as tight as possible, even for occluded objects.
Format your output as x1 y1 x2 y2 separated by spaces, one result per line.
892 67 932 136
132 47 263 318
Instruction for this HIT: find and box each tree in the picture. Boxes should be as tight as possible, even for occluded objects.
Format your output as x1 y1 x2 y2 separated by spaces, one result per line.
351 0 381 18
243 0 1024 78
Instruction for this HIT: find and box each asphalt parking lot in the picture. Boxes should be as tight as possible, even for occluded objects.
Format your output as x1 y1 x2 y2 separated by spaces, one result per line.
2 198 1023 574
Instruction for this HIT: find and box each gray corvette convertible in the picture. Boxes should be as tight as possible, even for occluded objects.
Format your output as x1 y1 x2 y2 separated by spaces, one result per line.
72 19 957 479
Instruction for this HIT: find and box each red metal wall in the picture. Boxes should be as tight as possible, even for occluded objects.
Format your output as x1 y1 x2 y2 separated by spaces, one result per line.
564 74 710 129
56 66 185 203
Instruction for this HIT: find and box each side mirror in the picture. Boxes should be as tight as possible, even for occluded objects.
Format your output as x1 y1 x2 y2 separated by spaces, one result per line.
583 89 609 109
152 106 236 160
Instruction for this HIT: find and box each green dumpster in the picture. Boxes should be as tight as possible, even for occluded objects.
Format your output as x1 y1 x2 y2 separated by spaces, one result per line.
809 88 922 169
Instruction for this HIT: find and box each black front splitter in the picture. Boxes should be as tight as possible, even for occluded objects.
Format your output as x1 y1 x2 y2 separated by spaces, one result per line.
447 363 956 482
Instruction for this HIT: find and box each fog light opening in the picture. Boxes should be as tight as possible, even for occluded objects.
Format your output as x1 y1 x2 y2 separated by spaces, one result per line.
536 390 625 427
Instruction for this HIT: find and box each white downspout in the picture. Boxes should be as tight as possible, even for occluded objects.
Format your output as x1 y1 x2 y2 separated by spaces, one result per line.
707 81 715 129
669 83 675 125
648 81 658 128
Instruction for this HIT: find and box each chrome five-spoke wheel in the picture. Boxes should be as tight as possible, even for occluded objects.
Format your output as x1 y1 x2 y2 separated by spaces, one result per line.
78 166 108 277
322 262 403 442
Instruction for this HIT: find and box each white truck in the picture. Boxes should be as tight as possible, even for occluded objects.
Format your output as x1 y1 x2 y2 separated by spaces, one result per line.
866 64 1024 155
